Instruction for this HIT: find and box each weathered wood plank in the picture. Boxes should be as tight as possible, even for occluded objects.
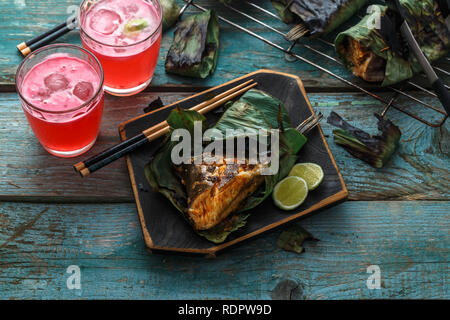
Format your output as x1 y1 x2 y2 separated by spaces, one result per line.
0 201 448 299
0 91 448 202
0 92 191 202
1 0 448 91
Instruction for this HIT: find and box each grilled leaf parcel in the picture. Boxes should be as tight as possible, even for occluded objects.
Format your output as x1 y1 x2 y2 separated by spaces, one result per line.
327 111 401 168
335 0 450 86
165 10 220 78
145 89 308 243
271 0 369 36
161 0 180 31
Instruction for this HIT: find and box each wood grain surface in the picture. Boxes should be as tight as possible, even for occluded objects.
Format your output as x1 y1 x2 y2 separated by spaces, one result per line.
0 201 448 299
0 92 448 202
0 0 448 300
1 0 449 91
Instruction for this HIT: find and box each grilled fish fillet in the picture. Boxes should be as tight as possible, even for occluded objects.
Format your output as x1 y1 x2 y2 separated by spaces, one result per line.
339 38 386 83
176 158 265 230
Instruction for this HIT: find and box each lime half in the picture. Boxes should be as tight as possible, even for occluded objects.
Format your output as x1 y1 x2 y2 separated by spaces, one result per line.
289 163 324 191
273 176 308 211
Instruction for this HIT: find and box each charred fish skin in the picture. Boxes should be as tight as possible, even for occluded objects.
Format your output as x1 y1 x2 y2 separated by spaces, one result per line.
176 158 265 231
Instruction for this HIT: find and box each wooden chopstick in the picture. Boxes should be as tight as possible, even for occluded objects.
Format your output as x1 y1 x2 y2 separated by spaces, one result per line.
74 80 258 177
141 79 256 138
74 79 256 173
18 21 73 57
142 81 258 142
77 81 258 177
17 21 67 51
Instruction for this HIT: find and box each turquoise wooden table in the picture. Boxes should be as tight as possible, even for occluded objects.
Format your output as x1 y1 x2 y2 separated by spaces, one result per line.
0 0 449 300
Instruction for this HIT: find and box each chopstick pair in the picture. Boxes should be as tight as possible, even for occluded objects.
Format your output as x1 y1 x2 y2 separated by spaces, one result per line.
17 20 75 57
73 79 258 177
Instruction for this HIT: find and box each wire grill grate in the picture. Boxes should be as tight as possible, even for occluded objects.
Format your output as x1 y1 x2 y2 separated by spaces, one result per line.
178 0 449 127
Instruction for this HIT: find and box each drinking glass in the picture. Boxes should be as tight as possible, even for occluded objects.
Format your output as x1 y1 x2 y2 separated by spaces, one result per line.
15 44 104 157
79 0 163 96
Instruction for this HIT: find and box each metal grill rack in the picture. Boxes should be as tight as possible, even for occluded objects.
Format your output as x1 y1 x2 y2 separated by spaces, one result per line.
178 0 449 127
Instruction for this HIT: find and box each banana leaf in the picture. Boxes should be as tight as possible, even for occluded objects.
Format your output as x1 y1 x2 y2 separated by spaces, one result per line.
335 0 450 86
161 0 180 31
277 225 317 254
327 111 401 168
165 10 220 78
271 0 369 36
145 89 307 243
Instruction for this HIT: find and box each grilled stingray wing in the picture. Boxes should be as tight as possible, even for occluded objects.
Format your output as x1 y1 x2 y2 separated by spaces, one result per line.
342 38 387 83
335 0 450 86
176 158 265 230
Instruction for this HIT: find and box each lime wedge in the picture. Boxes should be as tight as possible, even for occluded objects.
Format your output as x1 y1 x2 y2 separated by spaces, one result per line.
288 163 324 191
273 176 308 211
124 18 148 35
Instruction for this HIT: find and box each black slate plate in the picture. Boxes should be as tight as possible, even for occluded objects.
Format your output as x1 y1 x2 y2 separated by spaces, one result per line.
119 70 348 256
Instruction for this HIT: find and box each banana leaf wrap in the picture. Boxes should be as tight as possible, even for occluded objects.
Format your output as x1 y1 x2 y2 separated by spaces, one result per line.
335 0 450 86
327 111 401 168
271 0 369 36
145 89 307 243
165 10 220 78
161 0 180 31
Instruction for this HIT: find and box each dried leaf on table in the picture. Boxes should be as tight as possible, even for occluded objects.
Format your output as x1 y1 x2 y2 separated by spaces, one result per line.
143 97 164 113
327 111 401 169
277 225 317 254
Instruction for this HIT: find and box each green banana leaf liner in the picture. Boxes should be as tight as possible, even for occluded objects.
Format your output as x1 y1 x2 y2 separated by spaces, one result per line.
165 10 220 78
145 89 307 243
271 0 369 36
161 0 180 31
335 0 450 86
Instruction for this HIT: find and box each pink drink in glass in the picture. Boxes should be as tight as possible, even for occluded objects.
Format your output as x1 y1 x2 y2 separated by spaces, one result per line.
79 0 162 96
16 44 104 157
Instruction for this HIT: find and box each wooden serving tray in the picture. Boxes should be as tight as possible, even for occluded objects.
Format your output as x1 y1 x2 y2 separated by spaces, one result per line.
119 70 348 256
